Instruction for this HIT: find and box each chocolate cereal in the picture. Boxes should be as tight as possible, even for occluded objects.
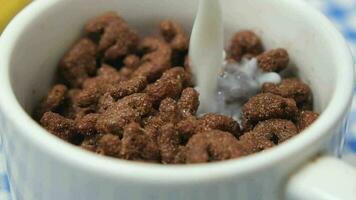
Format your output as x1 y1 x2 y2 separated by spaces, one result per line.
34 12 320 164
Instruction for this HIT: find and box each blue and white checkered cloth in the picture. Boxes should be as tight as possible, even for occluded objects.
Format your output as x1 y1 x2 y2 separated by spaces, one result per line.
1 0 356 199
312 0 356 165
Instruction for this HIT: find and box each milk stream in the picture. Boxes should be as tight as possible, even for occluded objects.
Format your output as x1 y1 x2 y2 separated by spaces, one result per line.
189 0 281 121
189 0 224 113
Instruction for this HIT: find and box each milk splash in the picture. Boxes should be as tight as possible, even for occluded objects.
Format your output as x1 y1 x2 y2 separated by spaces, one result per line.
189 0 281 120
197 58 281 121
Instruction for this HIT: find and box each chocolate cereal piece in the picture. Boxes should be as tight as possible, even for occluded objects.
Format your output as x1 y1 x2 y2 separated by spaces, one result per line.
145 67 187 103
96 134 121 157
160 20 189 51
238 132 274 154
109 76 147 100
75 86 100 108
95 93 153 135
97 93 115 113
158 98 181 124
185 130 244 163
34 84 68 120
253 119 298 143
198 113 241 137
85 12 122 36
116 93 153 116
158 123 181 164
143 98 181 139
144 115 166 140
81 136 100 152
123 54 141 69
117 54 142 78
173 146 188 164
60 89 96 120
121 123 160 161
242 93 298 129
177 87 200 117
161 66 192 87
75 64 122 107
85 12 139 60
95 103 139 136
59 38 97 87
262 78 311 104
176 114 241 141
160 20 189 66
133 37 172 81
295 110 319 131
176 116 199 144
40 112 76 141
228 30 264 61
257 48 289 72
239 119 297 153
75 113 99 137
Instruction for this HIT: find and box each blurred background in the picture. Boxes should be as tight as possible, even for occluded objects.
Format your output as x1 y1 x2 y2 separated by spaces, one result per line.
0 0 30 33
0 0 356 199
309 0 356 165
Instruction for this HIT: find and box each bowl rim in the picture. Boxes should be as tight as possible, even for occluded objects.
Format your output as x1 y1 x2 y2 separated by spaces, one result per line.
0 0 354 183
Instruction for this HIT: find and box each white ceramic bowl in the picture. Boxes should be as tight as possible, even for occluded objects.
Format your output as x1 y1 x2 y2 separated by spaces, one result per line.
0 0 355 200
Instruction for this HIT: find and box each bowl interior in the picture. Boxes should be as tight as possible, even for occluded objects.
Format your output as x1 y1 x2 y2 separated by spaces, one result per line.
8 0 337 124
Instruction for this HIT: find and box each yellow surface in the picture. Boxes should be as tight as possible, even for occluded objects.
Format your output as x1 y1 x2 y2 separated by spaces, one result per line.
0 0 31 32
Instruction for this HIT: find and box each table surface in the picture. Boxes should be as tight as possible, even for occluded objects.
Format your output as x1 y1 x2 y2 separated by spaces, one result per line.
1 0 356 199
